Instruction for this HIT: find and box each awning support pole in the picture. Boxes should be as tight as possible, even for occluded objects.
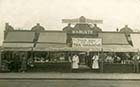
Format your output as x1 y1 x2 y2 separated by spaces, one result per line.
31 48 33 59
100 48 104 73
0 50 1 68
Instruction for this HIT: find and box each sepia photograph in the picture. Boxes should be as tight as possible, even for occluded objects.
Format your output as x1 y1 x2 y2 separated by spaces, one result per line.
1 0 140 87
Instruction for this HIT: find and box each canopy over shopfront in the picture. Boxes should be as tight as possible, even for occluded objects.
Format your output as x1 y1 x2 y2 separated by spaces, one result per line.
34 47 102 52
102 45 137 52
99 32 137 52
2 31 35 51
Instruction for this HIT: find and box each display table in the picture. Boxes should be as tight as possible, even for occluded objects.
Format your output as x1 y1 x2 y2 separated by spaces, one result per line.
102 63 133 73
28 61 72 72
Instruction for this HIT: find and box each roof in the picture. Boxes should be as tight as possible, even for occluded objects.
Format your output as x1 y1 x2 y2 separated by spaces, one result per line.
99 32 129 45
130 33 140 50
3 31 35 51
38 31 67 43
4 31 35 42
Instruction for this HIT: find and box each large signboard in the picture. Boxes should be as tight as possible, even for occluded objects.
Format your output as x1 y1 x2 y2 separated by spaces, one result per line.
72 38 102 48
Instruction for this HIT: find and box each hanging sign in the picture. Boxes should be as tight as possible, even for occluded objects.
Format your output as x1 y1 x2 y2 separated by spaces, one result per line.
72 38 102 48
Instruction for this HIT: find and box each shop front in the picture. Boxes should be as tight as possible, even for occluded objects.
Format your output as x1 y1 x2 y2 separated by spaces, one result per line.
1 29 139 73
98 33 137 73
31 48 72 72
102 45 137 73
28 31 72 72
0 31 35 72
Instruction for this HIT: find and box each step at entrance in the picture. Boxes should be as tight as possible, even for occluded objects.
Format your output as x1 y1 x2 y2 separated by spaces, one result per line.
77 65 100 72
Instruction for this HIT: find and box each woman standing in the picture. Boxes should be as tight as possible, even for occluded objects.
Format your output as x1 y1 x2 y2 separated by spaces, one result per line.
92 53 99 69
72 54 79 71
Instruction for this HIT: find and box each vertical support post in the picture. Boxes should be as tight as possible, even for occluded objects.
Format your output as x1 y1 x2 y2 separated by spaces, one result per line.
31 48 33 59
0 50 2 68
100 48 104 73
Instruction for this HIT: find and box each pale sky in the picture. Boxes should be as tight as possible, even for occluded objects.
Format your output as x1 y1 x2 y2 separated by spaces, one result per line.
1 0 140 45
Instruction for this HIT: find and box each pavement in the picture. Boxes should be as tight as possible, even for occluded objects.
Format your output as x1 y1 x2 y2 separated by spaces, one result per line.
0 73 140 80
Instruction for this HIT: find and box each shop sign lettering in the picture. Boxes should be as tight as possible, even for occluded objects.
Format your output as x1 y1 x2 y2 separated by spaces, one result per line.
72 38 102 48
72 30 94 34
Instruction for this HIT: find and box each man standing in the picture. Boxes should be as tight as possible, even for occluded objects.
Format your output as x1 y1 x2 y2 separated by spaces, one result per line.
132 53 140 73
20 55 27 72
72 54 79 72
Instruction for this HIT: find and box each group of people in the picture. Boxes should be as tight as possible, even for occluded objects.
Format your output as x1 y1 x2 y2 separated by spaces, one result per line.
70 52 140 73
103 53 140 65
71 53 100 70
2 53 34 72
2 52 140 73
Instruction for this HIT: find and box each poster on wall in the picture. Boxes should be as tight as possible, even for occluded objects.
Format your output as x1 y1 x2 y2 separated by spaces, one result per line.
72 38 102 49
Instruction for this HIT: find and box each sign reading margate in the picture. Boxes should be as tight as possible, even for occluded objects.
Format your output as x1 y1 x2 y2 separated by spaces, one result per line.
72 30 94 34
72 38 102 48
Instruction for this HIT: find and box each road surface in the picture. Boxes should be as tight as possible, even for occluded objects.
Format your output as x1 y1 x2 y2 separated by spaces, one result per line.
0 80 140 87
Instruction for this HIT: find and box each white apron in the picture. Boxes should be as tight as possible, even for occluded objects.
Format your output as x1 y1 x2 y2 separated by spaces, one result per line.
92 55 99 69
72 55 79 69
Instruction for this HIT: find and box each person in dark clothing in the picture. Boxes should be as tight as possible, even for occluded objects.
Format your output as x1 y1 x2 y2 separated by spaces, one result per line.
20 55 27 72
132 53 140 73
13 54 21 72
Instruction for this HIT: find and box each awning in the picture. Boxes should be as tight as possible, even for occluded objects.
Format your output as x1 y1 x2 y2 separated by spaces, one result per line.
3 43 34 48
34 43 68 51
34 44 136 52
34 43 101 51
103 45 137 52
2 43 34 51
33 47 101 52
3 48 32 51
67 47 102 52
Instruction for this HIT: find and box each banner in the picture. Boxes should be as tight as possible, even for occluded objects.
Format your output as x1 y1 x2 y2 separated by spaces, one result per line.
72 38 102 48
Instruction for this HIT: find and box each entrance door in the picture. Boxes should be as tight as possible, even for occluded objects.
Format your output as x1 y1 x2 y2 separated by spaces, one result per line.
79 53 86 65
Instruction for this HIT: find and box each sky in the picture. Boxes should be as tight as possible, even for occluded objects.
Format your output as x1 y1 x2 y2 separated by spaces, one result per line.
0 0 140 45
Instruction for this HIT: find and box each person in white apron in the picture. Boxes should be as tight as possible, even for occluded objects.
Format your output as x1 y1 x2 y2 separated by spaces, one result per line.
72 54 79 70
92 54 99 69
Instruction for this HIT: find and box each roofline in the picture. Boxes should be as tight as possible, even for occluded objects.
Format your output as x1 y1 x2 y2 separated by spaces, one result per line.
129 32 140 34
39 30 65 33
3 41 34 43
6 30 34 32
5 30 66 33
99 31 125 33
